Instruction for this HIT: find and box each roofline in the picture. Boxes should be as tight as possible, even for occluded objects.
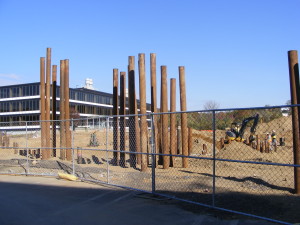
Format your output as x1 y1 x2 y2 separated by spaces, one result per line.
0 82 113 97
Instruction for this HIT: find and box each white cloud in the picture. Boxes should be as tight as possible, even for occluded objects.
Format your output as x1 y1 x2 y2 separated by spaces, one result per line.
0 73 22 86
0 73 20 79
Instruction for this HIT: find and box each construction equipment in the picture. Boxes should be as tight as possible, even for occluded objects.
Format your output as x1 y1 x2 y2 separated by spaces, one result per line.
225 114 259 143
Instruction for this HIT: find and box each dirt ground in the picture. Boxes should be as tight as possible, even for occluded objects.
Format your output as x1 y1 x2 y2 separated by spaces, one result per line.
1 115 299 224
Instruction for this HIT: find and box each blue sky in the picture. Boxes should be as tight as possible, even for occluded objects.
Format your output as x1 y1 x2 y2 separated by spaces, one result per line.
0 0 299 110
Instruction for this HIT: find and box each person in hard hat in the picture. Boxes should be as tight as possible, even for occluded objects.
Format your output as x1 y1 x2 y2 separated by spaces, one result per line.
266 132 272 150
271 130 277 146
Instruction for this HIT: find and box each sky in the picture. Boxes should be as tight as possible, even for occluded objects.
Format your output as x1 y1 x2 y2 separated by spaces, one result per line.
0 0 299 110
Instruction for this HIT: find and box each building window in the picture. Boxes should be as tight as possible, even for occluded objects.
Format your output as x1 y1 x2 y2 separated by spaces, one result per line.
12 87 20 97
70 90 75 100
0 88 9 98
12 102 19 112
0 102 9 112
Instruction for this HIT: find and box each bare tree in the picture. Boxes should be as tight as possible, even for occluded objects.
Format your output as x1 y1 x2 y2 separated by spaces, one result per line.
203 100 220 110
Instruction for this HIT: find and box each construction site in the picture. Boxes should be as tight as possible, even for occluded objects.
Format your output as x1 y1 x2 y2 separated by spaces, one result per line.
0 48 299 224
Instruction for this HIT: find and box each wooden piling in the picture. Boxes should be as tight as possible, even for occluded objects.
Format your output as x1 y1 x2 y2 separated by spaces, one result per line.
64 60 72 161
220 138 225 149
113 68 120 165
170 78 176 167
150 53 159 166
256 135 260 151
288 50 300 194
161 66 169 169
119 71 126 166
139 54 148 171
177 123 182 154
40 57 47 159
45 48 51 159
202 144 207 155
188 127 193 156
179 66 188 168
128 56 137 167
60 60 66 160
52 65 57 157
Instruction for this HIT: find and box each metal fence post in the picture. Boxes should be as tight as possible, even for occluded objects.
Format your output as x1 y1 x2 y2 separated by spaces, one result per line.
106 116 110 184
25 121 29 175
212 110 216 207
151 114 156 193
71 119 75 175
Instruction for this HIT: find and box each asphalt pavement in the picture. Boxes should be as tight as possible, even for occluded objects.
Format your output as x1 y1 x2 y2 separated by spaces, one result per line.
0 175 278 225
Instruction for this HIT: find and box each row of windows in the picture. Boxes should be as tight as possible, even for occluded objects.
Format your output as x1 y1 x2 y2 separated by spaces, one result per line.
0 100 40 112
69 89 113 105
46 87 113 105
0 115 40 124
0 84 150 110
0 84 40 98
71 103 114 115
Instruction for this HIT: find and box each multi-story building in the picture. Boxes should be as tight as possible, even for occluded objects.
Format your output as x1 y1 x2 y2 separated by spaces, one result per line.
0 81 151 128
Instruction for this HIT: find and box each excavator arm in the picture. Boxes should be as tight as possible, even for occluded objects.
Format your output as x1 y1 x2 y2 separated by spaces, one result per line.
237 114 259 140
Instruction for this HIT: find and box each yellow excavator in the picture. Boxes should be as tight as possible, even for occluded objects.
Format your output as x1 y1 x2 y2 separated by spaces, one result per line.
225 114 259 143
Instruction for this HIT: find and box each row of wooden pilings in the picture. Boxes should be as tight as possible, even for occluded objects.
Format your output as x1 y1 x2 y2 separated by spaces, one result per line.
112 53 189 171
219 136 278 153
40 48 71 160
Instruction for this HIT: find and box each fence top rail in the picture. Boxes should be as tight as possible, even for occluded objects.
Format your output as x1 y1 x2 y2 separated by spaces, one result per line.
0 104 296 125
106 104 296 118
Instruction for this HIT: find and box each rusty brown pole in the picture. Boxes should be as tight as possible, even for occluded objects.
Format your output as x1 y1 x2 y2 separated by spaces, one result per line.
161 66 169 169
288 50 300 194
64 59 72 161
40 57 47 159
256 135 260 151
188 127 193 156
177 122 182 154
113 68 120 165
179 66 188 168
139 53 148 171
45 48 51 159
135 93 141 165
52 65 57 157
60 60 66 160
119 71 126 166
170 78 176 167
128 56 137 167
150 53 159 166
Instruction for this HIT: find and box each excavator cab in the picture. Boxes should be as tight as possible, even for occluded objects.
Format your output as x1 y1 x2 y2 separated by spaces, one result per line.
225 123 240 142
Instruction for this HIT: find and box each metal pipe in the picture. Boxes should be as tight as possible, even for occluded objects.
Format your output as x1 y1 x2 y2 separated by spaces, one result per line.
212 110 216 207
106 117 110 184
151 114 156 193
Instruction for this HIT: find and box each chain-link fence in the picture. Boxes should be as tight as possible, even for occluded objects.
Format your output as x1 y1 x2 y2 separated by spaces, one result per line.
0 105 298 224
